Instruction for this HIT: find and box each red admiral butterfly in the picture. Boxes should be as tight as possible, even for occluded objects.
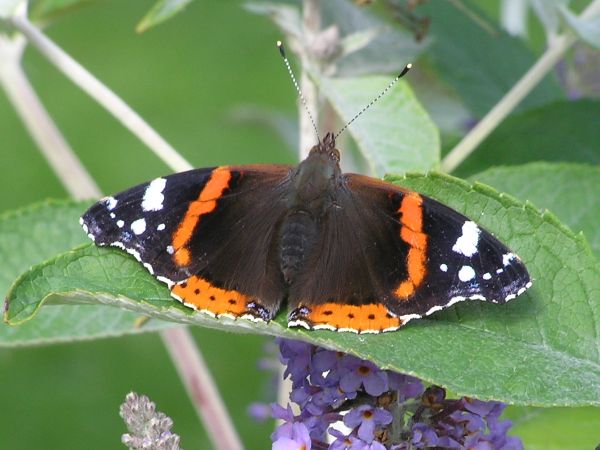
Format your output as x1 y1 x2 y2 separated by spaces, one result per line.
81 130 531 333
81 44 531 333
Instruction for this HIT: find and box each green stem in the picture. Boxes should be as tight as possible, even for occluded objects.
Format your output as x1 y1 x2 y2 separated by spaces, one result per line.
0 35 99 199
6 15 193 173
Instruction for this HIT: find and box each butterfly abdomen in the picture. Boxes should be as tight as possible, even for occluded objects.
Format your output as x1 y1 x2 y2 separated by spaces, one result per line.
279 210 319 285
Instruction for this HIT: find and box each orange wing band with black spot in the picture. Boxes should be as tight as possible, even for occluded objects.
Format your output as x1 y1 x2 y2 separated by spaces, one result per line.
291 303 403 333
171 276 253 317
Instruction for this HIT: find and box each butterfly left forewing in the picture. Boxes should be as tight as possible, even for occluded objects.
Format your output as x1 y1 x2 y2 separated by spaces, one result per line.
82 165 292 322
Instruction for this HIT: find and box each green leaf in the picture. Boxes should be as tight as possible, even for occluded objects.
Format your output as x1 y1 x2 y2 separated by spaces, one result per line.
456 100 600 176
471 162 600 259
136 0 193 33
317 76 440 175
419 0 563 117
507 405 600 450
6 174 600 406
0 305 173 347
0 201 172 346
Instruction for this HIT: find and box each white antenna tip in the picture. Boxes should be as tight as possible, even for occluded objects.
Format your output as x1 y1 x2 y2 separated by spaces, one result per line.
407 63 413 69
276 40 282 47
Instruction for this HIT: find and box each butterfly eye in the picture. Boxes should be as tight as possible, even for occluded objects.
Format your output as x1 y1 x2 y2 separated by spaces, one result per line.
330 149 340 162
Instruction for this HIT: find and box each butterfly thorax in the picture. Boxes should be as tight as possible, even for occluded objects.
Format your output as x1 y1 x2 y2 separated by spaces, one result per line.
279 133 342 285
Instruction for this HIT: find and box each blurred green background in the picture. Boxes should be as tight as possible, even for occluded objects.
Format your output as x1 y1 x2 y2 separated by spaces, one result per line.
0 1 292 448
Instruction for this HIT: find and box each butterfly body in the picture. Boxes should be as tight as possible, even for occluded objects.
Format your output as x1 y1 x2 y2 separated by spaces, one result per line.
81 134 531 333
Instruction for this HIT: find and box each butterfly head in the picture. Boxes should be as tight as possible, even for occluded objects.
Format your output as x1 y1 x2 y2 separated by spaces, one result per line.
288 132 342 210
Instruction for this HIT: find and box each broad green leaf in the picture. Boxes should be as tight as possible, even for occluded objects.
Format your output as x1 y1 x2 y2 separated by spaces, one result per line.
6 173 600 406
136 0 192 33
317 76 440 175
0 200 173 346
507 405 600 450
0 305 173 347
419 0 563 117
456 100 600 176
472 162 600 258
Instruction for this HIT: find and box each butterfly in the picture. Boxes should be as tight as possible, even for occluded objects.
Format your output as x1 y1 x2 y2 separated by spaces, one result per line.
81 131 531 333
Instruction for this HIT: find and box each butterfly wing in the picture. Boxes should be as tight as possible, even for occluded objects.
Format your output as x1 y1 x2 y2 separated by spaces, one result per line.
81 165 292 321
288 173 532 333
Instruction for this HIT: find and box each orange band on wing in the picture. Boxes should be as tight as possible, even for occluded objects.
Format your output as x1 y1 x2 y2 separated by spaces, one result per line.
394 193 428 300
297 303 402 332
171 275 250 316
172 167 232 267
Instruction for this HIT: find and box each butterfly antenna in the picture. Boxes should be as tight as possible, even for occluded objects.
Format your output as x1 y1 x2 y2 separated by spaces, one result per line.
334 63 412 140
277 40 320 144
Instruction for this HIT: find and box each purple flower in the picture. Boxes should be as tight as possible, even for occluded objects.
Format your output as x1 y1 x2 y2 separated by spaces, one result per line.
344 405 392 443
262 338 523 450
272 422 312 450
388 373 425 401
339 358 388 396
411 422 439 448
328 428 360 450
279 339 314 387
272 403 295 422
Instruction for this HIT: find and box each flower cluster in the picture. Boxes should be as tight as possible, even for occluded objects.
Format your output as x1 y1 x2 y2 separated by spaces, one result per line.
269 339 522 450
120 392 182 450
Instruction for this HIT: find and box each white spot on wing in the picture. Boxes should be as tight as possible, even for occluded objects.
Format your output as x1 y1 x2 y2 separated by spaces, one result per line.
104 196 117 210
142 178 167 212
131 218 146 235
503 252 515 266
117 220 125 228
167 245 174 254
483 272 492 280
440 264 448 272
458 265 476 282
157 223 166 231
452 221 480 257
